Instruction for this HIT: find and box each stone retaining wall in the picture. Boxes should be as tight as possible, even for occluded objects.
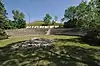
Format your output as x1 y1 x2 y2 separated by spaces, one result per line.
6 28 84 36
50 28 84 36
6 28 49 36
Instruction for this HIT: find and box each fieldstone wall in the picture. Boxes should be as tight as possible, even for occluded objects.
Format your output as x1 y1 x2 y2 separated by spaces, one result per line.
6 28 49 36
6 28 84 36
50 28 84 36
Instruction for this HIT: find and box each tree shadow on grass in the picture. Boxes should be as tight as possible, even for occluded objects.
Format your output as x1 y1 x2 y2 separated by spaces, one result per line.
55 37 86 44
56 36 100 46
0 41 100 66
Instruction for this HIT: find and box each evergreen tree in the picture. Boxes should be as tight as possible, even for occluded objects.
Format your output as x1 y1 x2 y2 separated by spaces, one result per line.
0 0 7 29
0 0 8 39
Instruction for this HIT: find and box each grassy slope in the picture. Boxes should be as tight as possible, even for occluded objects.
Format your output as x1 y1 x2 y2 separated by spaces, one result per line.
27 21 44 26
26 20 62 26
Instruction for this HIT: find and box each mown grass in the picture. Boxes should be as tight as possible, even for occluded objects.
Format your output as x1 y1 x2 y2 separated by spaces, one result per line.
0 35 77 47
0 35 100 66
0 35 100 49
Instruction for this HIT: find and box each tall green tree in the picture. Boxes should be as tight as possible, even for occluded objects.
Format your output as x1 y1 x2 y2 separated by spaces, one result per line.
43 13 52 26
75 1 88 27
64 6 77 28
64 6 77 21
79 0 100 44
74 0 99 32
64 0 100 44
0 0 8 39
4 19 12 29
0 0 7 29
12 10 26 29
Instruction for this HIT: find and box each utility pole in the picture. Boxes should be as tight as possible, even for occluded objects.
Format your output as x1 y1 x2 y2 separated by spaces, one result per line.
28 13 30 24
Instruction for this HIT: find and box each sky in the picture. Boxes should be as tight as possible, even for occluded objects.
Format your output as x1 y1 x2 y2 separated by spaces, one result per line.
3 0 85 22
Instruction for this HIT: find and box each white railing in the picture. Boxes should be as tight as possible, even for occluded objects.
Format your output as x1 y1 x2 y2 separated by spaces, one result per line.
26 26 59 28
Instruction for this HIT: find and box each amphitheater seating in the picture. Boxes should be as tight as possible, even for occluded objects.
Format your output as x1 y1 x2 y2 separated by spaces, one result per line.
6 28 49 36
50 28 84 36
6 28 84 36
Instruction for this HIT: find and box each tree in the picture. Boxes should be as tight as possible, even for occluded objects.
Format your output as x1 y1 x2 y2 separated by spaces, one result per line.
61 18 65 24
64 6 77 28
4 19 12 29
75 1 88 27
0 0 8 39
0 0 7 29
63 0 100 44
43 13 52 26
96 0 100 12
12 10 26 29
64 6 77 21
64 1 90 28
77 0 100 44
52 16 58 25
54 16 58 22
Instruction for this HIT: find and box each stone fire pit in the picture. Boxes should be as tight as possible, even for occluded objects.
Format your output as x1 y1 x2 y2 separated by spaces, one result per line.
11 38 54 50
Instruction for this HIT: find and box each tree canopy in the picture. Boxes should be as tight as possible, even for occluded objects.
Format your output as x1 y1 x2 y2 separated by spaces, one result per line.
12 10 26 29
0 0 8 39
0 0 7 29
43 13 52 26
63 0 100 44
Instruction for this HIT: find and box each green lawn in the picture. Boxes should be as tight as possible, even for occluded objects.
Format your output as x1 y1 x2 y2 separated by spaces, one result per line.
0 35 100 66
0 35 77 47
0 35 100 49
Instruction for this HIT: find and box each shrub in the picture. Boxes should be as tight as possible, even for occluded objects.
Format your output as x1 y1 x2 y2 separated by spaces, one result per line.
0 29 8 40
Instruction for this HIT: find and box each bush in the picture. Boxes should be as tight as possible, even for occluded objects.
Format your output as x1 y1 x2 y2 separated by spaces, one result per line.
0 29 8 40
82 31 100 45
63 20 77 28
